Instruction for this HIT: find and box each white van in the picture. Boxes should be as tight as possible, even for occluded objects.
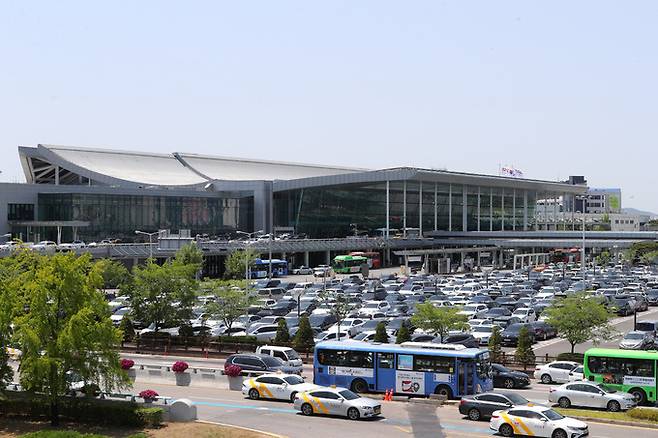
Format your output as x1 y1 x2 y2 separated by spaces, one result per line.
256 345 303 367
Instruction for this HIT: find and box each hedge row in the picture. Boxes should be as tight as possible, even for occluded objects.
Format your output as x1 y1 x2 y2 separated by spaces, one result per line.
555 352 585 363
628 407 658 422
0 393 163 428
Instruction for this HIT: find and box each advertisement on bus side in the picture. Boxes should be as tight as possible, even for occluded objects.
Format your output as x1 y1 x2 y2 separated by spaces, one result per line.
396 371 425 394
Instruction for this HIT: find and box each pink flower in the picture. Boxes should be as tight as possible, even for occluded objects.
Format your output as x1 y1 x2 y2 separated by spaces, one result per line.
172 361 189 373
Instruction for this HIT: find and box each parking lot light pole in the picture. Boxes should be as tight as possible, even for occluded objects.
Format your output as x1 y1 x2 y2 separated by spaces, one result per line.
237 230 263 293
135 230 159 259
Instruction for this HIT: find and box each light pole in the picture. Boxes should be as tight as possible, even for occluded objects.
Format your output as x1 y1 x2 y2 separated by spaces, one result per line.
580 210 586 278
236 230 264 292
135 230 159 259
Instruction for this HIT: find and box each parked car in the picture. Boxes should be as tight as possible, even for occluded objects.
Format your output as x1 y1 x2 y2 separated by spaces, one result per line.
534 361 580 384
489 406 588 438
293 266 314 275
245 324 280 342
440 333 479 348
608 295 636 316
294 386 381 420
225 353 301 374
549 381 636 411
471 324 496 346
491 364 530 389
313 266 335 278
58 240 86 250
529 321 557 341
256 346 303 368
459 391 536 421
511 307 536 323
619 330 655 350
568 365 584 382
500 323 535 347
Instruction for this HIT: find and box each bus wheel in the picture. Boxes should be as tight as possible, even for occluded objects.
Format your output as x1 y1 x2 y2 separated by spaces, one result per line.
630 388 647 405
434 385 453 399
351 379 368 393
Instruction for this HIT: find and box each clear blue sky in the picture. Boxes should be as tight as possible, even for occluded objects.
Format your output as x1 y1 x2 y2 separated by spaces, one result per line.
1 1 656 212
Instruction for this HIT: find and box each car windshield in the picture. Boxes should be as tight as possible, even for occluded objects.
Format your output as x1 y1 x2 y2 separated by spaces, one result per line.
338 390 360 400
597 384 617 394
625 333 645 340
283 375 304 385
542 409 564 421
506 393 530 405
494 364 511 373
473 326 493 333
261 356 283 367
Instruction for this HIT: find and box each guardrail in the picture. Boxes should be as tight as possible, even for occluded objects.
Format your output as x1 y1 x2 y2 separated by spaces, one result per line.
5 381 174 404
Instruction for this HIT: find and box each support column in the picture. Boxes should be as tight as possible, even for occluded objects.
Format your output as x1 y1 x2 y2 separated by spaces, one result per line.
460 251 465 268
434 182 438 231
477 187 481 232
55 166 60 185
523 191 528 231
462 185 468 232
448 184 452 231
325 251 331 265
499 251 504 267
501 189 505 231
419 181 423 235
512 189 516 231
304 251 310 267
490 190 493 231
385 180 390 239
403 181 407 238
477 251 481 267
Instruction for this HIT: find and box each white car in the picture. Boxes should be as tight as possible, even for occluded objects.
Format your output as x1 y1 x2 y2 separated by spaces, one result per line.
489 406 588 438
534 361 580 384
313 266 335 278
328 318 366 337
246 324 279 342
110 306 132 326
359 301 391 318
256 346 303 368
549 381 637 412
242 373 318 402
471 324 496 346
58 240 86 250
293 266 314 275
314 330 349 343
457 304 489 320
511 308 537 323
294 386 382 420
32 240 57 251
567 365 584 382
351 329 396 343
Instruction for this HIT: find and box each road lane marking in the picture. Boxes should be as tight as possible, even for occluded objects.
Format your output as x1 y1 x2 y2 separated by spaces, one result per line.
193 400 298 414
394 426 412 434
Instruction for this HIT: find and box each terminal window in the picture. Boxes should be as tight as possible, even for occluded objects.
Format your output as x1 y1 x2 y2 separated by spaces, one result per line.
7 203 34 221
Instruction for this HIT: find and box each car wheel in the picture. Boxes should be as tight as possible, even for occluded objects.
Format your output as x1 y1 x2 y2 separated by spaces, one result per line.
290 392 297 403
467 408 481 421
552 429 568 438
630 388 647 405
558 397 571 408
499 423 514 437
503 378 515 389
301 403 314 416
541 374 552 384
248 388 260 400
607 400 621 412
351 379 368 393
347 407 360 421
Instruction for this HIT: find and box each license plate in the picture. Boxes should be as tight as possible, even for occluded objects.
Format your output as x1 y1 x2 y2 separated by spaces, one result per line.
373 406 381 414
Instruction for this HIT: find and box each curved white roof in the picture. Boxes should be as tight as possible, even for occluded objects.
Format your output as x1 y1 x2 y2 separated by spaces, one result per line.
175 152 363 181
41 145 205 186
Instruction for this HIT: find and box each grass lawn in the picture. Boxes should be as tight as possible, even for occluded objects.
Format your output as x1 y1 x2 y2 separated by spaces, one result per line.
0 419 268 438
554 407 658 425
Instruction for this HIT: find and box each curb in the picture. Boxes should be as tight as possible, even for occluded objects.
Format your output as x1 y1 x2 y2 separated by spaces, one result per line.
195 419 288 437
568 415 658 429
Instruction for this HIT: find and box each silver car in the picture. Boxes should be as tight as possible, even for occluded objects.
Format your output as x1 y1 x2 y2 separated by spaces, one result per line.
549 381 636 412
294 386 382 420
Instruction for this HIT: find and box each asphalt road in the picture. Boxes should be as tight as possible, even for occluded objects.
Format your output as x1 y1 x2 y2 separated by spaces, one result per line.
130 380 658 438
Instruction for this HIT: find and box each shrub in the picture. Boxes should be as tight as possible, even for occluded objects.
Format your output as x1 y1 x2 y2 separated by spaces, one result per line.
21 432 108 438
556 352 584 363
395 326 411 344
136 407 164 427
224 364 242 377
292 315 315 352
171 361 189 373
138 389 159 401
374 322 389 343
628 407 658 422
81 384 101 397
119 316 135 343
274 319 290 344
120 358 135 370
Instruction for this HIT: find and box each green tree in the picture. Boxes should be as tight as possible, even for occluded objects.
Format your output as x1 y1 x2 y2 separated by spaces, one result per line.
410 304 469 341
205 285 253 336
224 249 260 280
514 326 536 370
544 293 615 353
488 326 504 363
125 259 197 333
274 319 290 344
119 316 135 344
395 325 411 344
292 315 315 352
12 253 129 426
174 243 204 280
596 251 612 266
95 259 130 290
374 322 389 343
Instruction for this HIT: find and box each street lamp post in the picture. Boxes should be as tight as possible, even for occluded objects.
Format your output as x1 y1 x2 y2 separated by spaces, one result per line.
135 230 159 259
236 230 264 293
581 210 586 278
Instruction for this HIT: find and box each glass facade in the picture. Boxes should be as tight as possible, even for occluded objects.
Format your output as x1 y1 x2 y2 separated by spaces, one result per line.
273 180 556 238
7 203 35 221
37 193 253 242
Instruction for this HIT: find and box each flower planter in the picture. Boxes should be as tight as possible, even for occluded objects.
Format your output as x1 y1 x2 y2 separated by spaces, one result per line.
175 371 191 386
228 375 243 391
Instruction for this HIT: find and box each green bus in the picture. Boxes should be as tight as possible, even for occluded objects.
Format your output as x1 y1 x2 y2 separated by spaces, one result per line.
332 255 368 274
584 348 658 404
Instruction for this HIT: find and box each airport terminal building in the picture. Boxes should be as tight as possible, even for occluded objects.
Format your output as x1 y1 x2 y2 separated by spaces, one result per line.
0 144 587 244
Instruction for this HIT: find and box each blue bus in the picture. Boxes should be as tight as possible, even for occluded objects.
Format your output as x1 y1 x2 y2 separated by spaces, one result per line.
314 341 493 399
251 259 289 278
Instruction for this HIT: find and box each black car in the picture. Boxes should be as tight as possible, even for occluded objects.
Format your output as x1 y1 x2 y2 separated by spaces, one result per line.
491 364 530 389
483 307 512 320
500 323 535 347
608 295 636 316
225 353 300 374
459 391 535 421
530 321 557 341
646 289 658 306
308 314 338 330
257 300 297 317
441 333 479 348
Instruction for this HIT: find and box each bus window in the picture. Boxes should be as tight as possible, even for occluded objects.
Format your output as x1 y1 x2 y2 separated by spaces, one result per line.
378 353 394 369
413 355 453 374
317 349 373 368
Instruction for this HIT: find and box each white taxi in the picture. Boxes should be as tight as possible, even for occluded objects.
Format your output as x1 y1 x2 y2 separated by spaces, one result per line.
293 386 382 420
242 373 318 402
490 406 588 438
